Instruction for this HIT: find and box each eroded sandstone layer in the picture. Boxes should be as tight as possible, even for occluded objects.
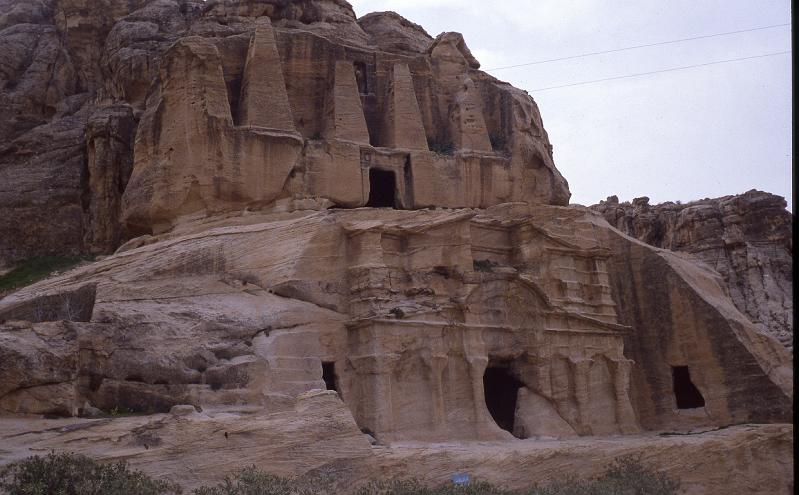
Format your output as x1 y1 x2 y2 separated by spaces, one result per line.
0 0 793 492
0 204 792 470
592 191 793 349
0 0 568 270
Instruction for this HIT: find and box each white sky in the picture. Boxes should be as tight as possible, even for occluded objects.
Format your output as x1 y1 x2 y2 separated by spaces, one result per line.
349 0 793 209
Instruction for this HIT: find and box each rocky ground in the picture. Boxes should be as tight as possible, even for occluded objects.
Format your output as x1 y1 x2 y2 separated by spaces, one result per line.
0 394 793 494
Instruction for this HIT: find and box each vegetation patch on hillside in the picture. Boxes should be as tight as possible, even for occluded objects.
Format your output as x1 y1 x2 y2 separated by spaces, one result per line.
0 256 87 295
0 452 181 495
1 453 680 495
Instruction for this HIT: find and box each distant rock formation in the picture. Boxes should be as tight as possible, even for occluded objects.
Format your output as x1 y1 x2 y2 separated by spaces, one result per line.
592 190 793 349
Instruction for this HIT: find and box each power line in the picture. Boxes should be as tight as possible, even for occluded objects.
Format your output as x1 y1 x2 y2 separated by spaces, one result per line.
529 50 791 92
484 23 790 71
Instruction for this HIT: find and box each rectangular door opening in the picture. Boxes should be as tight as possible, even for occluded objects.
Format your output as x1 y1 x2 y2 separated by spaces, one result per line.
672 365 705 409
366 168 397 208
322 362 339 393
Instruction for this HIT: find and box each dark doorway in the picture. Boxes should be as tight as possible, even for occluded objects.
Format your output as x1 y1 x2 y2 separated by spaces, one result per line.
672 366 705 409
366 168 397 208
322 362 339 393
483 366 524 436
354 61 368 94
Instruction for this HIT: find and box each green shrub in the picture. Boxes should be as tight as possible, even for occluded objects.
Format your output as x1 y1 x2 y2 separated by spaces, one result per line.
523 456 680 494
354 479 429 495
589 455 680 495
355 456 678 495
0 256 87 294
192 466 323 495
356 479 516 494
473 259 499 272
0 452 181 495
0 453 678 495
427 138 454 156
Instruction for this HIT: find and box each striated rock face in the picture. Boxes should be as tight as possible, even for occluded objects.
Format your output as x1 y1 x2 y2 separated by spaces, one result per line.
592 191 793 349
0 0 792 492
0 0 569 269
0 0 184 267
0 205 791 434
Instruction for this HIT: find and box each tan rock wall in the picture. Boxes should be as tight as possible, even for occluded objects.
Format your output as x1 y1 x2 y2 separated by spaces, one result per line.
239 18 296 131
601 220 792 429
0 4 790 490
592 191 793 349
1 1 572 264
5 206 784 440
382 63 428 150
325 61 370 144
121 35 303 233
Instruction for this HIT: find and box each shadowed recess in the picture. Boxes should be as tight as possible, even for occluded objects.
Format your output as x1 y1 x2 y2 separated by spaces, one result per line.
366 169 397 208
672 366 705 409
322 362 339 392
483 366 524 437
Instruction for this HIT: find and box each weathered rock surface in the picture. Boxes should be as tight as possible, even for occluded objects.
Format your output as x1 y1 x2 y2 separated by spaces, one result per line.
0 1 792 492
0 206 791 436
357 11 432 55
0 412 793 494
0 0 157 268
592 191 793 349
1 0 569 268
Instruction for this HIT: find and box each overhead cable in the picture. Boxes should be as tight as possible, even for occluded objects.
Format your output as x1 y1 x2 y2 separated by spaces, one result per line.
527 51 791 92
485 23 790 71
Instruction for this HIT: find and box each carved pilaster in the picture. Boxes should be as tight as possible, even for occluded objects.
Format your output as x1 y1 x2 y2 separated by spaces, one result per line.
609 357 639 433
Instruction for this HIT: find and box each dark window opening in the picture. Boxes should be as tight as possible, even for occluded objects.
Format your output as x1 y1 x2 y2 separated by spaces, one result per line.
483 366 524 437
227 76 243 125
672 366 705 409
366 168 397 208
322 362 339 392
354 61 368 94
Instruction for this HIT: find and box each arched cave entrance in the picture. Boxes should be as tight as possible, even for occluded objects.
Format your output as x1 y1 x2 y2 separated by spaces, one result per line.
366 168 397 208
672 366 705 409
322 362 339 393
483 365 524 437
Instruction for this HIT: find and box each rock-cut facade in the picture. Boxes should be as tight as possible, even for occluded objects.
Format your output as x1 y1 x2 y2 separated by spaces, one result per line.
0 0 792 484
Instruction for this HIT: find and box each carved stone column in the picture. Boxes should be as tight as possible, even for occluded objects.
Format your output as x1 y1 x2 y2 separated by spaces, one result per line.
424 352 449 431
348 352 400 437
571 357 592 435
463 328 489 432
610 357 639 433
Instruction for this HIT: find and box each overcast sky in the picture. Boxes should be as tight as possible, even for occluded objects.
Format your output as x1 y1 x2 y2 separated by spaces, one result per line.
349 0 793 209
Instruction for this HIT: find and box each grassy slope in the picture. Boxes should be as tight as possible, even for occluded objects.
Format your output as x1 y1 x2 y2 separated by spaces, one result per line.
0 256 87 295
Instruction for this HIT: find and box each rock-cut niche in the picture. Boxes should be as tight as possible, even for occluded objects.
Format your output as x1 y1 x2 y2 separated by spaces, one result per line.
322 362 339 393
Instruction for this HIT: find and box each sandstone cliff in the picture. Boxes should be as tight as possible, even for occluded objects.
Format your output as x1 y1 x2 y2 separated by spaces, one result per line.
0 0 569 270
0 203 792 490
0 0 792 492
592 191 793 349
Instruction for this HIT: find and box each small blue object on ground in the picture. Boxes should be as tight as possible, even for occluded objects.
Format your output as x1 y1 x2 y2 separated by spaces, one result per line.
451 473 470 486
